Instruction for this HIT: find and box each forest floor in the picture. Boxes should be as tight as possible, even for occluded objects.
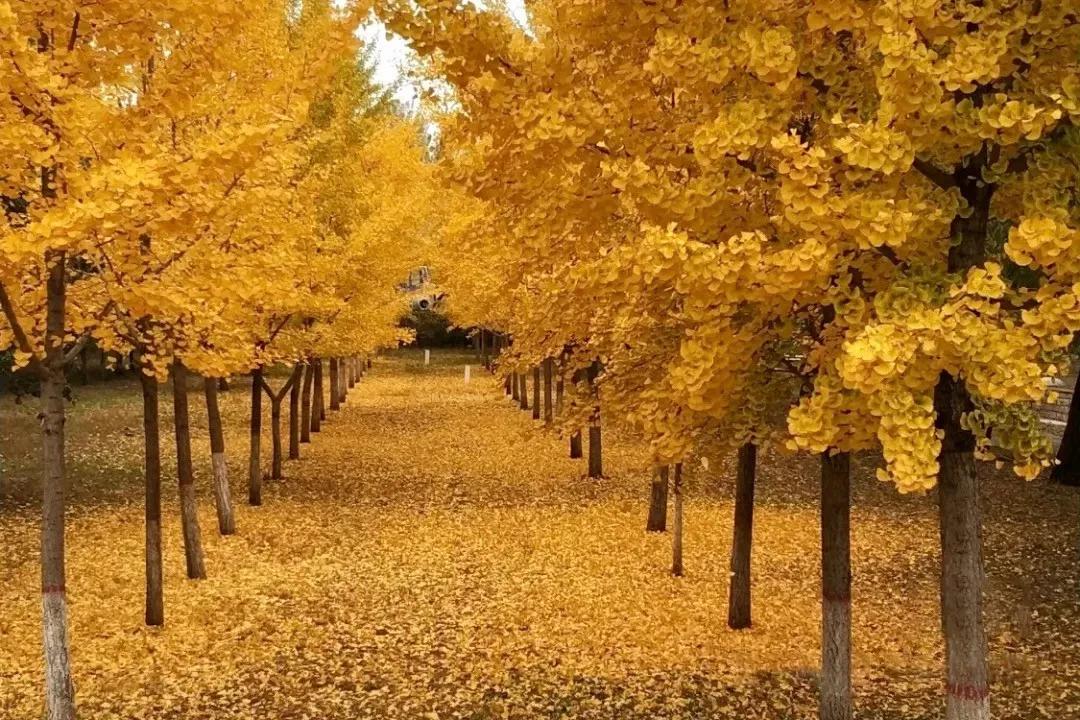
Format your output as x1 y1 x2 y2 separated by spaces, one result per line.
1 349 1080 719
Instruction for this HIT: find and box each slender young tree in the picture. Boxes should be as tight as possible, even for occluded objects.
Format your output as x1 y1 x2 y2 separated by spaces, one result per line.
587 361 602 478
203 377 236 535
543 358 553 425
288 366 302 460
138 363 164 625
300 362 314 443
260 364 303 480
249 367 264 505
313 358 325 427
172 363 206 579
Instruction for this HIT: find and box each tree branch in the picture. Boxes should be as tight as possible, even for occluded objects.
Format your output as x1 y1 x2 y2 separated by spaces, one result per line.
912 158 957 190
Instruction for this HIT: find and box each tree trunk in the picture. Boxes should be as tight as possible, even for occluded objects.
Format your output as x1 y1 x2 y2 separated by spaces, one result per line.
931 154 991 720
821 451 852 720
481 330 490 370
671 464 684 576
532 366 541 420
504 373 512 396
140 368 164 625
587 362 602 478
1051 372 1080 485
936 372 990 720
519 372 529 410
288 363 302 460
728 442 756 630
338 358 348 404
329 358 340 411
543 358 553 425
588 425 603 478
203 377 235 535
249 367 263 506
556 370 564 416
348 357 356 388
312 359 324 428
40 251 76 720
570 430 583 459
270 397 284 480
647 466 669 532
172 363 206 579
300 362 314 443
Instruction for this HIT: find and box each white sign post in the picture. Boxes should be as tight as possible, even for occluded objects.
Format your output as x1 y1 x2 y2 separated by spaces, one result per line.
464 365 471 383
424 349 430 365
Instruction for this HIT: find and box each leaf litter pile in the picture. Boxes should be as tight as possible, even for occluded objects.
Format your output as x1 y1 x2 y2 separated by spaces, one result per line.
2 350 1080 719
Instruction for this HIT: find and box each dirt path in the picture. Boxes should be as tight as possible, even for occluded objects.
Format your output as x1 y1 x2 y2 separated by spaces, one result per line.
1 350 1079 719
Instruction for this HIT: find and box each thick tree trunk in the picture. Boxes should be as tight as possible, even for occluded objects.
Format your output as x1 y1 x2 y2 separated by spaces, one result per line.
672 464 684 576
329 358 340 411
348 357 356 388
288 363 302 460
172 363 206 579
249 367 263 506
140 368 164 625
300 362 314 444
532 366 541 420
543 358 553 425
519 372 529 410
728 442 756 630
570 430 583 459
203 377 235 535
504 373 512 396
312 359 324 428
647 466 669 532
821 451 852 720
936 372 990 720
1051 372 1080 485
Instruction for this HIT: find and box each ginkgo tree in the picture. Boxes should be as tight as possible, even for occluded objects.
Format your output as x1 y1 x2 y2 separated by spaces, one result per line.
377 2 1080 720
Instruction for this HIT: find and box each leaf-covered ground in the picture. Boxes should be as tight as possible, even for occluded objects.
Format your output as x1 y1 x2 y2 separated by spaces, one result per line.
2 349 1079 719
